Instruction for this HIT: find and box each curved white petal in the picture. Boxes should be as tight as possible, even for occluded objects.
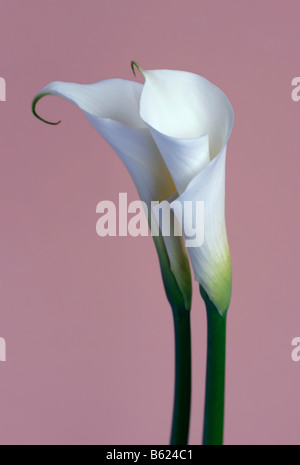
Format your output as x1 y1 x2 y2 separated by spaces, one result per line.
140 69 233 195
33 79 192 309
171 147 231 315
35 79 173 206
139 69 234 314
143 128 210 195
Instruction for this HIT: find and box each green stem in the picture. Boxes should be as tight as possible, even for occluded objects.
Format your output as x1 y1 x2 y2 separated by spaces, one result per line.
170 309 192 445
201 286 227 446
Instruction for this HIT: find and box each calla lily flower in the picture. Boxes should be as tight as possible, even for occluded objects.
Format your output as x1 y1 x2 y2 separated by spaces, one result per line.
33 66 233 315
32 79 192 311
33 65 234 445
139 68 234 315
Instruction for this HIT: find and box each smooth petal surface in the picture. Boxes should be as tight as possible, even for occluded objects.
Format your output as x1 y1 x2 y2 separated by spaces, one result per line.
33 79 192 310
171 147 231 314
34 80 173 206
140 69 233 194
140 69 234 314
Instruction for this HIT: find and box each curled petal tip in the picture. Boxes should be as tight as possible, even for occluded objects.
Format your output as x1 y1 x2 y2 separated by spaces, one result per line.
131 61 145 79
32 93 61 126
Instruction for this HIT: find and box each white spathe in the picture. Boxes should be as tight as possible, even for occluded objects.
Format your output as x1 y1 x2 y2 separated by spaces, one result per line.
140 69 234 314
33 78 192 310
33 67 234 314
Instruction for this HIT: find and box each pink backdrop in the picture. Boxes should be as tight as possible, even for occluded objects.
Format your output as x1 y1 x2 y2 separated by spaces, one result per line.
0 0 299 445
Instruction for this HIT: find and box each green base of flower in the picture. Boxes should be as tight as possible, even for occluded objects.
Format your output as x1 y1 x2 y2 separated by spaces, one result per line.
200 286 227 446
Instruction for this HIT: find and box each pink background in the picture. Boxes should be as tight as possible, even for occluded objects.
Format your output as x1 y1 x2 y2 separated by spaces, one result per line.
0 0 299 445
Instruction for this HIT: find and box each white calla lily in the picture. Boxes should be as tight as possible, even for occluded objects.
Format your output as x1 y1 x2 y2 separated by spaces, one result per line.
32 79 192 311
139 68 234 315
33 65 235 445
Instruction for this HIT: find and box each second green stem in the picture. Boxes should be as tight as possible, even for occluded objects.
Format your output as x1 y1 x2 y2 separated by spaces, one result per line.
201 286 227 446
